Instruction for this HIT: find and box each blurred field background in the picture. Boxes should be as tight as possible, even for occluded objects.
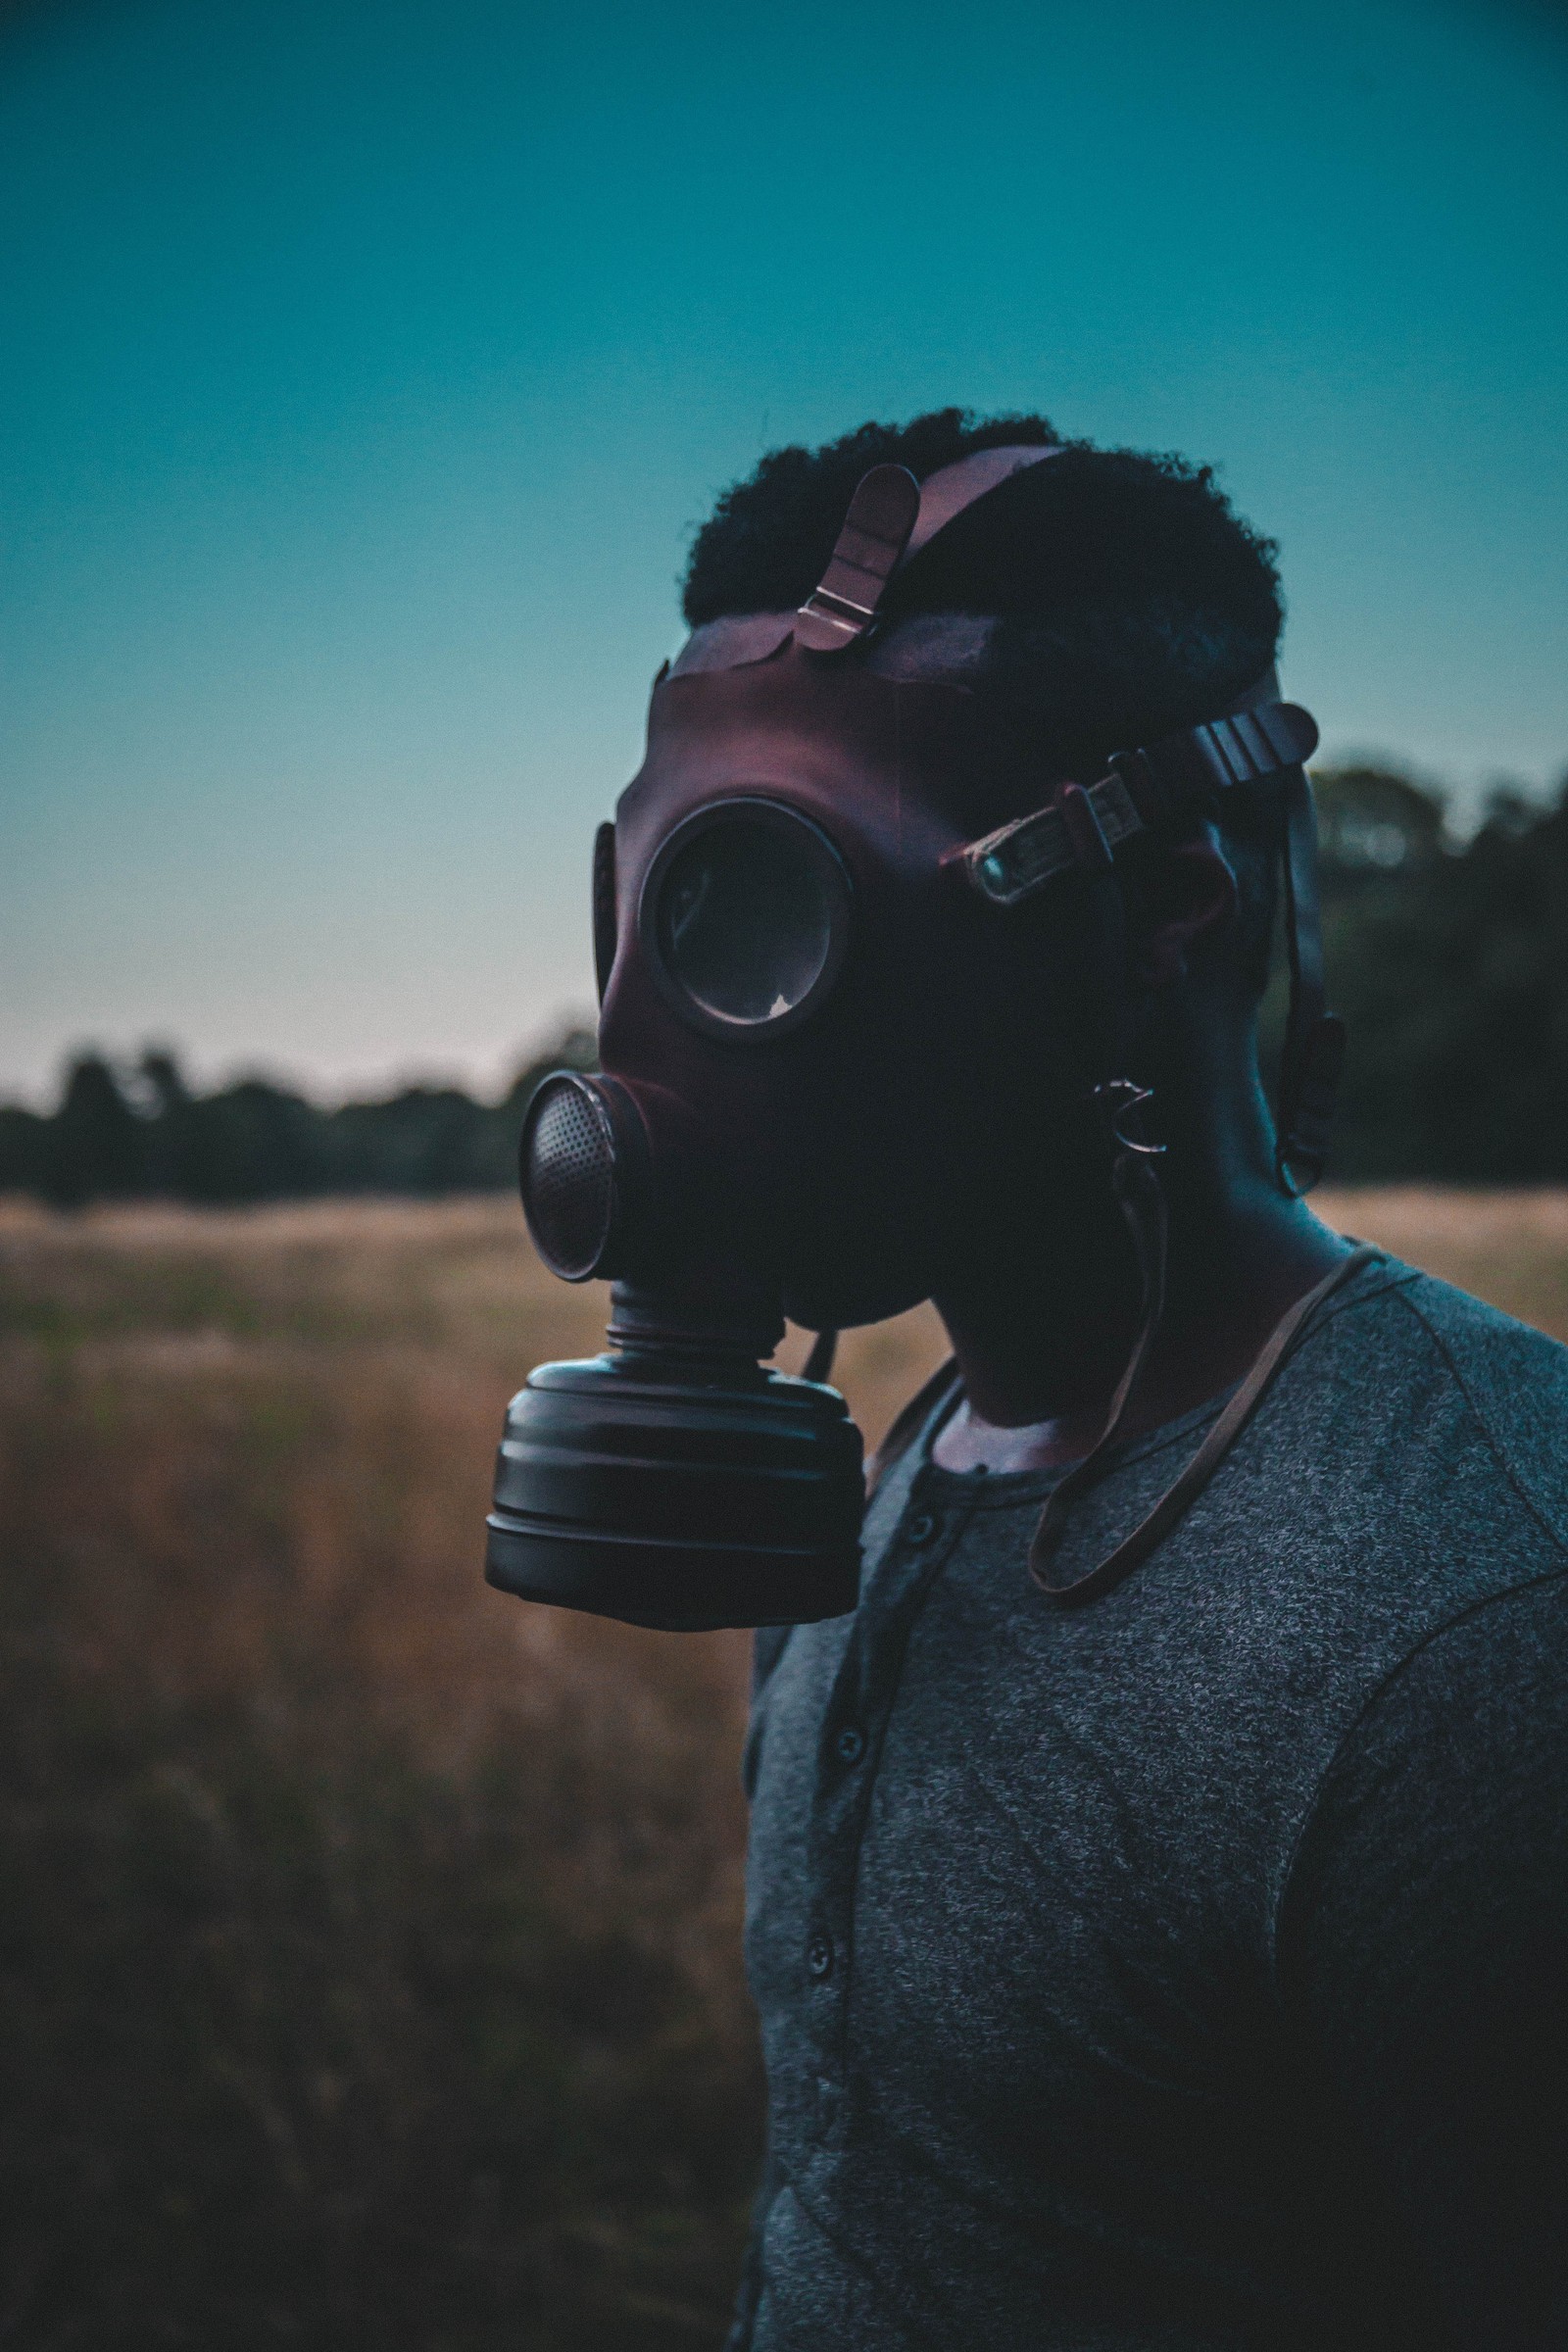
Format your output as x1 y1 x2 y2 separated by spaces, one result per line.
4 1188 1568 2347
0 1195 950 2352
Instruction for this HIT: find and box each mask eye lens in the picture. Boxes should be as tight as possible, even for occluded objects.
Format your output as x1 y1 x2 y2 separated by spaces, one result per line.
646 804 850 1037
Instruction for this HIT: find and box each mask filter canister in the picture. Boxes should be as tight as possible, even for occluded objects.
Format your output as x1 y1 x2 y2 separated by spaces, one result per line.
484 1071 864 1631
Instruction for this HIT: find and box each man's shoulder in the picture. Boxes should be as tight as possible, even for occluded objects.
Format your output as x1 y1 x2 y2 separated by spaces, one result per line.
1070 1255 1568 1714
1330 1261 1568 1558
1390 1265 1568 1546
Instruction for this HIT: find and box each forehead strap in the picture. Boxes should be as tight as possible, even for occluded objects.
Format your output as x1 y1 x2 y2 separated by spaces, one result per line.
793 466 921 652
794 444 1061 655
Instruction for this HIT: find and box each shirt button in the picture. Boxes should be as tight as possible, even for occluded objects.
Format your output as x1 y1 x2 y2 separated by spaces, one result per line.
807 1931 835 1980
906 1512 936 1546
835 1725 865 1765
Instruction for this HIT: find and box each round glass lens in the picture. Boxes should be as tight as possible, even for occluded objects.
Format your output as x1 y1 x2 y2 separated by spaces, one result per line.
654 810 843 1028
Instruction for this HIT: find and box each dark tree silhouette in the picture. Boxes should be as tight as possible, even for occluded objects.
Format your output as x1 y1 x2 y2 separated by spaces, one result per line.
1 1033 596 1207
40 1056 148 1207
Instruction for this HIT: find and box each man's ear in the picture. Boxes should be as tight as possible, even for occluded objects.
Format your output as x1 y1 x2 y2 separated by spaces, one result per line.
1135 828 1239 987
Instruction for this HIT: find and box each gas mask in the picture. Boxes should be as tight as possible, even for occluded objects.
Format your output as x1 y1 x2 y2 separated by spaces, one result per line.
485 452 1344 1631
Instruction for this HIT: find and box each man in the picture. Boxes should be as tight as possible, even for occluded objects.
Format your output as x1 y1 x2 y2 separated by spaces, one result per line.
659 415 1565 2349
488 406 1568 2344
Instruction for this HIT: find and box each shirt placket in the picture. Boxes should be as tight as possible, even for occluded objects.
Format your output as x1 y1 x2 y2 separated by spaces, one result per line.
796 1466 985 2158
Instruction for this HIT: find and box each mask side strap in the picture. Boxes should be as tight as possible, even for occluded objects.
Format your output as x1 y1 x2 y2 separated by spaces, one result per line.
955 698 1321 906
1019 848 1168 1570
1026 1136 1168 1596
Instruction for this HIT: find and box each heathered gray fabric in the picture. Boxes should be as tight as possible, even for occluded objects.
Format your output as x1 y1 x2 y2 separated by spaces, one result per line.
730 1259 1568 2350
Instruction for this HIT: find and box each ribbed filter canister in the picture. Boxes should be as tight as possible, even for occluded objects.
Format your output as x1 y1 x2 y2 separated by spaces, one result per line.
485 1292 865 1631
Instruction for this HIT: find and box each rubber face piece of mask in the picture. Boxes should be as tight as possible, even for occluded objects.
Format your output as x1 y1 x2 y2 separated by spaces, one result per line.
592 820 617 1004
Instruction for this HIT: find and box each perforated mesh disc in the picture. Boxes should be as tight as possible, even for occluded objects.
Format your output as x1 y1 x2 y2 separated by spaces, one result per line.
521 1076 616 1281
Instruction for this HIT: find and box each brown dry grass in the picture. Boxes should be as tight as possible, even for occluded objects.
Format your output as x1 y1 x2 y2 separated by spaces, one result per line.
2 1189 1564 2349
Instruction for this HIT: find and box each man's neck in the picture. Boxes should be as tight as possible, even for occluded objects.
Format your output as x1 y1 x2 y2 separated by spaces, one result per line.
930 1173 1349 1475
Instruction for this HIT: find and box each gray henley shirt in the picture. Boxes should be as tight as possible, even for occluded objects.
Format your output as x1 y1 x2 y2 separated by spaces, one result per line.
730 1256 1568 2349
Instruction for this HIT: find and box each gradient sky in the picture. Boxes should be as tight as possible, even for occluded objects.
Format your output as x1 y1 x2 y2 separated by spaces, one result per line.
3 0 1566 1103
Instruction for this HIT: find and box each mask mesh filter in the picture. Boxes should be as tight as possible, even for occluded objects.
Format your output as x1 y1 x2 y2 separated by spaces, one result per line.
522 1075 616 1281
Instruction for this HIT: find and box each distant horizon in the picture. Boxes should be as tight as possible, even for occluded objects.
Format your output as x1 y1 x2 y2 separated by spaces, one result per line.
0 1011 600 1117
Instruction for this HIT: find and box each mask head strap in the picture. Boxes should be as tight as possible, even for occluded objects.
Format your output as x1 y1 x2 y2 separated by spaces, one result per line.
955 695 1344 1197
792 443 1062 657
794 465 922 653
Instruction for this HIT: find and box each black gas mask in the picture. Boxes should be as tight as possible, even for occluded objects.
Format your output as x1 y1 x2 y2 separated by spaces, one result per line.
485 452 1345 1631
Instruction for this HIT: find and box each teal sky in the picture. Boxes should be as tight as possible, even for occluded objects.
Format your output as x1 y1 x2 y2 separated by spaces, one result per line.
3 0 1566 1102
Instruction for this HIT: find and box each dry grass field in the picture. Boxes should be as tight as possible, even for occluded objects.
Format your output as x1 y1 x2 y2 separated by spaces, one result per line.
3 1188 1567 2349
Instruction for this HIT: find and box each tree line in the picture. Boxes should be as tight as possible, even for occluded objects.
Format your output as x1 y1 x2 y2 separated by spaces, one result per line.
5 763 1567 1204
1311 765 1568 1179
0 1031 597 1209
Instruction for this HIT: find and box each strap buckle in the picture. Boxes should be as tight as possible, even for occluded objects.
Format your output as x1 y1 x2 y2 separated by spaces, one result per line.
794 466 920 655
